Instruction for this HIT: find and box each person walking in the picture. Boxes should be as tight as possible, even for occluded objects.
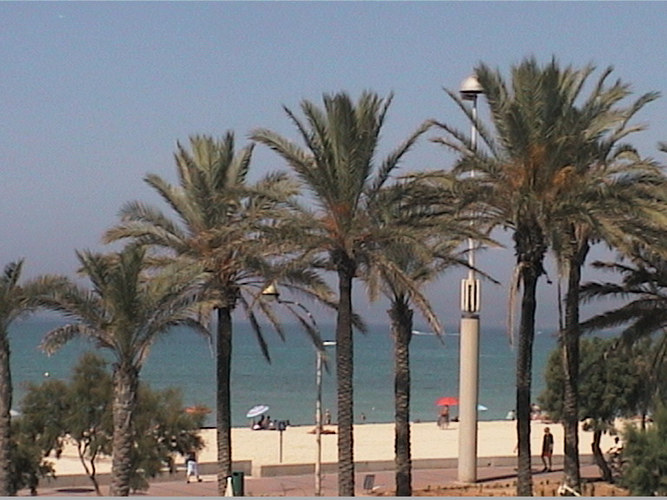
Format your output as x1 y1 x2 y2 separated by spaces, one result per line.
541 427 554 472
185 451 201 483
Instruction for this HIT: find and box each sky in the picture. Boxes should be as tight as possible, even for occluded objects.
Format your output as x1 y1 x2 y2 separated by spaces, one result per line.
2 1 666 331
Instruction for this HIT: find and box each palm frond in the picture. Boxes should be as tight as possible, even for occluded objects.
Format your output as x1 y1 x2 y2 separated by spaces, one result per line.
580 249 666 345
243 301 271 363
41 323 106 355
367 120 431 200
1 260 23 290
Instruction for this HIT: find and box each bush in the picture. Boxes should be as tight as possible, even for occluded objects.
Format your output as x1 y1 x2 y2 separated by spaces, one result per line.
9 419 55 495
17 352 206 494
620 406 667 495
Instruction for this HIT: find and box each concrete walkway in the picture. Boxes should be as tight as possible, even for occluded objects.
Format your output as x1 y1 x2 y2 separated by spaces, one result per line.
22 464 603 497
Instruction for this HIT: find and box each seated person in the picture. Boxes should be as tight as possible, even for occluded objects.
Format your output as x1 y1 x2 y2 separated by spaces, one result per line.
259 415 270 429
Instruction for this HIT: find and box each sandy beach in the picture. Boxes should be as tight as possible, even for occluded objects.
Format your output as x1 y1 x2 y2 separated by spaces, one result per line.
48 419 617 478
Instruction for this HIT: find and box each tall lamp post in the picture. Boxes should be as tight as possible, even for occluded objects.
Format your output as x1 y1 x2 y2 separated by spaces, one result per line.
458 74 483 484
261 283 333 496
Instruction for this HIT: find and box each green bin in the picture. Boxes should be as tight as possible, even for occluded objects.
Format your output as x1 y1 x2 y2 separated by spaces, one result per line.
231 471 244 496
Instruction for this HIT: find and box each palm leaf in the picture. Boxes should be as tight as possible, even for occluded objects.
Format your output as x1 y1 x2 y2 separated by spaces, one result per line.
41 323 107 356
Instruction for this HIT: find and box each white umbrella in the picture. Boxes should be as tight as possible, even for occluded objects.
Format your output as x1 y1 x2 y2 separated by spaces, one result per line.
477 404 488 411
246 404 269 418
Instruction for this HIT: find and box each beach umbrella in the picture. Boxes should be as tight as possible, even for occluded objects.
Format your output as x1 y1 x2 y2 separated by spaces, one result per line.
246 404 270 418
435 396 458 406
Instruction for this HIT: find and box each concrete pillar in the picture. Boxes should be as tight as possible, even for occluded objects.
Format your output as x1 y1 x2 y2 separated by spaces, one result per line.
458 314 480 483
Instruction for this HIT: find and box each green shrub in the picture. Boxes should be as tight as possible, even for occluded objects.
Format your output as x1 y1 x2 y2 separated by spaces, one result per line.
620 406 667 495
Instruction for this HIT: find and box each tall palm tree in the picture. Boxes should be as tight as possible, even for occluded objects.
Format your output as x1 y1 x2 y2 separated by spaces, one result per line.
360 180 483 496
252 92 429 495
39 246 209 496
545 70 663 493
0 261 63 495
103 134 330 493
430 57 635 494
359 175 488 496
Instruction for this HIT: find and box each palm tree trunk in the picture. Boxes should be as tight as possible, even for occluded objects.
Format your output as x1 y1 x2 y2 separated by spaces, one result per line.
216 306 233 494
516 264 538 496
561 241 588 493
0 334 12 496
390 298 413 496
109 363 139 496
336 257 356 496
514 224 547 497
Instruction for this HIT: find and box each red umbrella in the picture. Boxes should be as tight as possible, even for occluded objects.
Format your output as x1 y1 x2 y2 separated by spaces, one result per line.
435 396 458 406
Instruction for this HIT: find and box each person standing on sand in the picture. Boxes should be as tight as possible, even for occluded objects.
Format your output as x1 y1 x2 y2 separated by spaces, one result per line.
437 405 450 429
541 427 554 472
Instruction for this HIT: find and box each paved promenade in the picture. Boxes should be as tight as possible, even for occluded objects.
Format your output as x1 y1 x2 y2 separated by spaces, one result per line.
22 463 603 497
17 420 615 497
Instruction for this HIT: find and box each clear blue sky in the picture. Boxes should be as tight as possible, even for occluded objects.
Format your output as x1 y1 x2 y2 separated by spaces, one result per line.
2 2 665 330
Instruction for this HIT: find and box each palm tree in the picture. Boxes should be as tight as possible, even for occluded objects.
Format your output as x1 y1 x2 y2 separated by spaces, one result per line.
552 172 665 489
374 236 466 495
359 180 482 496
429 57 640 494
545 70 663 493
103 134 330 493
0 261 63 495
581 246 666 344
581 246 667 428
39 245 209 496
252 92 429 495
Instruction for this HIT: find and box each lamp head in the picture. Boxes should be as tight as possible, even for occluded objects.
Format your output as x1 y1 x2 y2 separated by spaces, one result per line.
460 75 483 101
261 282 280 300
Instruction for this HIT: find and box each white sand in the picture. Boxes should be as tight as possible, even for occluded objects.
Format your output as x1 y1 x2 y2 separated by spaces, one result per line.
48 419 617 477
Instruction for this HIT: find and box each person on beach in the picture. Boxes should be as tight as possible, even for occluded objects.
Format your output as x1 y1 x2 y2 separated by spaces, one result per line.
325 408 332 425
258 414 270 429
437 405 450 429
185 451 201 483
607 436 623 459
541 427 554 472
531 403 542 420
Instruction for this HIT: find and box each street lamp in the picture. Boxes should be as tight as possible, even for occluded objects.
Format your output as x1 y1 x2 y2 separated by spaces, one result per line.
261 283 333 496
458 74 483 484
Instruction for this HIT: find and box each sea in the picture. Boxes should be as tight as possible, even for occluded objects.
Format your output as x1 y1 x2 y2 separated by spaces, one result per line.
8 318 558 428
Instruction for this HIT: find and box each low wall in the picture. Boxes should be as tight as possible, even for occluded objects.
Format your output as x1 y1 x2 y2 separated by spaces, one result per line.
258 454 597 477
36 454 598 489
37 460 252 491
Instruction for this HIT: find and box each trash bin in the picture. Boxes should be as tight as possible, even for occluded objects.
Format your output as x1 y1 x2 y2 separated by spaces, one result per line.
231 471 245 496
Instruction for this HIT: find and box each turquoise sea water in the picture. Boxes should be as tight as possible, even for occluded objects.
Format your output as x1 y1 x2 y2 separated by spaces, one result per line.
9 318 557 428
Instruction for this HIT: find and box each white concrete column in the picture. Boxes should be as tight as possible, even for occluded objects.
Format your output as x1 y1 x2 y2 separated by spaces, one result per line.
458 314 480 483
